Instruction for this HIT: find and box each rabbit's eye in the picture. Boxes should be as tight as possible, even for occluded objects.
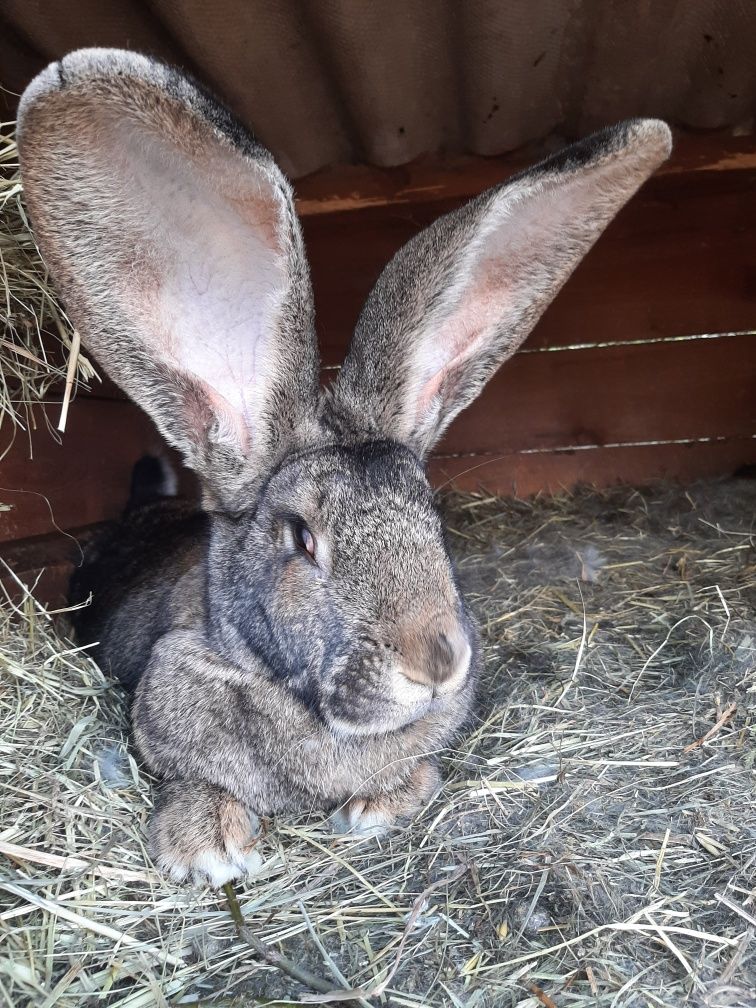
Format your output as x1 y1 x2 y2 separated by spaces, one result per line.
293 521 317 562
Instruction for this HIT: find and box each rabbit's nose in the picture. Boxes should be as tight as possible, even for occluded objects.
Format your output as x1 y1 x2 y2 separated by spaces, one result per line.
397 619 471 689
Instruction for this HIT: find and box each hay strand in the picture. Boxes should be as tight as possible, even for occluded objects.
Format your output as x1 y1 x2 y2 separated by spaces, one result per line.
0 123 95 454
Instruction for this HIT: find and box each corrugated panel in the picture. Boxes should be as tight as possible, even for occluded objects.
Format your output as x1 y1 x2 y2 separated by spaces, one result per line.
2 0 755 177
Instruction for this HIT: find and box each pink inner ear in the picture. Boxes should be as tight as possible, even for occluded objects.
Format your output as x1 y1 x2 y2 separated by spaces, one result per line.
409 175 603 433
102 114 288 450
412 252 517 423
201 382 252 453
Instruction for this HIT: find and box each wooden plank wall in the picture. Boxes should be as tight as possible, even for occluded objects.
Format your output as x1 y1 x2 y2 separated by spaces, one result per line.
1 131 755 601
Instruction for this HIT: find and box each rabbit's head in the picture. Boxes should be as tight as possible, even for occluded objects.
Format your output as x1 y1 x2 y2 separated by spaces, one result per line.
17 50 671 735
206 439 475 735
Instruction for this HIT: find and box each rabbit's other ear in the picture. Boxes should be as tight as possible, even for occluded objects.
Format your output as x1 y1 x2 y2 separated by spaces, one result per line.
17 49 320 508
328 119 671 457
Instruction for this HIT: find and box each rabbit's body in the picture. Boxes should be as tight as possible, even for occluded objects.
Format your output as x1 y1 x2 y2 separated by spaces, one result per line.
75 498 468 812
71 500 207 689
18 47 671 885
71 443 475 883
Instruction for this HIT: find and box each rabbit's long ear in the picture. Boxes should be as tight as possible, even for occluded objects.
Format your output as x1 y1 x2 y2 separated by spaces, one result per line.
328 119 671 458
17 49 320 507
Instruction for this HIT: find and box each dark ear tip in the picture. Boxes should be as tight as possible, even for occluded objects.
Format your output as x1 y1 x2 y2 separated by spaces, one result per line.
571 117 673 172
618 117 673 162
518 117 672 187
17 60 65 132
17 48 161 135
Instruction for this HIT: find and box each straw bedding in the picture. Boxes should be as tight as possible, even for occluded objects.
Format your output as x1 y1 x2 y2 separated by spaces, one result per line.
1 476 754 1007
0 124 93 453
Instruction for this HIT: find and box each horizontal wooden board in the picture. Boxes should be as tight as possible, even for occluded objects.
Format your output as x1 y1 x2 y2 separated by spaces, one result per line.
1 333 753 543
5 440 755 610
440 333 756 456
0 400 165 544
1 559 72 609
428 438 756 496
304 165 756 361
293 131 756 215
0 528 97 609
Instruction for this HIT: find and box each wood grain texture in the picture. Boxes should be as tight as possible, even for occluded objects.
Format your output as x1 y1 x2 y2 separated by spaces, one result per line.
0 527 97 608
439 333 756 456
428 439 756 496
0 400 164 544
1 330 753 544
304 166 756 360
293 131 756 215
6 449 756 610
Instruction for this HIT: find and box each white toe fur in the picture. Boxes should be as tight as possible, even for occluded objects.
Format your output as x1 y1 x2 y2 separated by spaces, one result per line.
332 800 392 837
234 845 264 877
192 847 262 887
163 842 263 888
192 850 242 887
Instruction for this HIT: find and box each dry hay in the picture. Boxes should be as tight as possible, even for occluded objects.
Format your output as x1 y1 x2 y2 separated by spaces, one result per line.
1 478 754 1008
0 123 95 455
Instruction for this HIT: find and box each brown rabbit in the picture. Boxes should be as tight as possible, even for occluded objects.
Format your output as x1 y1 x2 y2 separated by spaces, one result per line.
17 49 671 885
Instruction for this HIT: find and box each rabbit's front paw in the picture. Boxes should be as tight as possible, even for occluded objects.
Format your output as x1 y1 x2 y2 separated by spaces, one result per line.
150 779 263 887
332 795 394 837
332 760 441 837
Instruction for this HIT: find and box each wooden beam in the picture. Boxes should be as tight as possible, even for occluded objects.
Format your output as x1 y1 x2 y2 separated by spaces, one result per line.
0 400 165 544
293 130 756 216
5 437 755 610
2 330 753 544
0 527 97 608
440 333 756 457
304 165 756 357
428 438 756 496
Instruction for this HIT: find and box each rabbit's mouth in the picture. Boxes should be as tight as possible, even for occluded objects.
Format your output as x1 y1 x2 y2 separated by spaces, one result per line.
322 685 431 738
320 653 471 738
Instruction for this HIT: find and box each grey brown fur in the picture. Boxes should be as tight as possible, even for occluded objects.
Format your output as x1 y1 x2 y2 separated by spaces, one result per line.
17 48 671 885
